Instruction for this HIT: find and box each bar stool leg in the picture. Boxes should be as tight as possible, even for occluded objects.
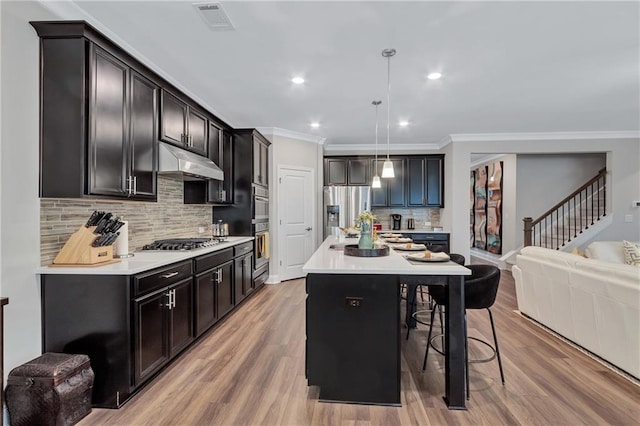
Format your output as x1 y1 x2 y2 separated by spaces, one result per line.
422 307 438 371
487 308 505 384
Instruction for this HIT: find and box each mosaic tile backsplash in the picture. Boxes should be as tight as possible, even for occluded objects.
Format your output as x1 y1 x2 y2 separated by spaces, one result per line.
40 176 212 265
371 207 441 230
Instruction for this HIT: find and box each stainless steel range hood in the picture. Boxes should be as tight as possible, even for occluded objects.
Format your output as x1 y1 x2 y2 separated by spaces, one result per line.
158 142 223 181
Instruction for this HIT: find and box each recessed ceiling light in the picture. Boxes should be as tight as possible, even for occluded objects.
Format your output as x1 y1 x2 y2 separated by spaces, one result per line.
292 76 305 84
427 72 442 80
399 120 409 127
310 122 320 128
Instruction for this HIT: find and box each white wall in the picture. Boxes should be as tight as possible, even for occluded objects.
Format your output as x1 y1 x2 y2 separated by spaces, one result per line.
260 131 323 283
1 0 57 377
450 135 640 261
515 153 606 247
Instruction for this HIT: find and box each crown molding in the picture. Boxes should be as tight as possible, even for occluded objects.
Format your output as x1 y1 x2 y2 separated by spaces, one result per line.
470 154 508 168
256 127 326 145
324 143 442 155
450 131 640 143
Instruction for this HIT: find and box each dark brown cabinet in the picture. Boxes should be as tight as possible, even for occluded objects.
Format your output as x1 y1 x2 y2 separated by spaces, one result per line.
32 25 158 201
324 157 370 186
194 248 235 336
371 158 406 207
402 233 449 253
407 155 444 207
207 125 234 204
253 135 269 187
133 287 169 387
234 242 254 304
160 90 207 156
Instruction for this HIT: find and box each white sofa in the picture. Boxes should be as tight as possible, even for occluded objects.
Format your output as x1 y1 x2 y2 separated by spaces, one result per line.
512 242 640 379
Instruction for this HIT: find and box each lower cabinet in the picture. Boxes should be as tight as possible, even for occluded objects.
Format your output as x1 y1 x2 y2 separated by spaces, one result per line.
404 233 450 253
40 240 260 409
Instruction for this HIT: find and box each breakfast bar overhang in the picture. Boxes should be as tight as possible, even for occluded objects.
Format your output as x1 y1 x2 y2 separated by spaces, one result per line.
303 236 471 410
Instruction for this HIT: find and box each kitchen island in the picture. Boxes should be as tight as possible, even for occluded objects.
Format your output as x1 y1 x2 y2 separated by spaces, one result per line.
303 236 470 409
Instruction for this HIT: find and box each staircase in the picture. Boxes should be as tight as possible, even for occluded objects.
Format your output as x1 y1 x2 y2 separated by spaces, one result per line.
523 168 607 250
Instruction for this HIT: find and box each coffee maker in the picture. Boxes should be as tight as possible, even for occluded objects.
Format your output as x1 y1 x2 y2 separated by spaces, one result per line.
391 214 402 230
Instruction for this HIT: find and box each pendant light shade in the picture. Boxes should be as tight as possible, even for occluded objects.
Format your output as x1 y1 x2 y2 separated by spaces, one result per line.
371 100 382 188
381 160 395 178
382 48 396 178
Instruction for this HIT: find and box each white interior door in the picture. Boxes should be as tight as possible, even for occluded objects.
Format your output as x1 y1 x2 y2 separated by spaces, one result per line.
278 166 315 281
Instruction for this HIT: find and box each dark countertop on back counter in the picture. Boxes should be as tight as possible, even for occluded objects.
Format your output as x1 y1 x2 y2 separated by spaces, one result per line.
36 236 254 276
379 229 446 234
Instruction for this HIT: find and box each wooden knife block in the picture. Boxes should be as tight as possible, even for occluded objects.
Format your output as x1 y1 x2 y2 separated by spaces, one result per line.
53 226 114 265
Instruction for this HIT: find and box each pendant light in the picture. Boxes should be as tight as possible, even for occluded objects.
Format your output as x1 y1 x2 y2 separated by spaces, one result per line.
381 48 396 178
371 100 382 188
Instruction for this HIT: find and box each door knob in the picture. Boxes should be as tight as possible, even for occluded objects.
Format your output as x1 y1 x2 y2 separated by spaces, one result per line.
305 227 312 231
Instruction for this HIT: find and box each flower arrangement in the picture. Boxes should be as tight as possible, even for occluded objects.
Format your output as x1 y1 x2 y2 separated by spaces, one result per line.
354 211 377 228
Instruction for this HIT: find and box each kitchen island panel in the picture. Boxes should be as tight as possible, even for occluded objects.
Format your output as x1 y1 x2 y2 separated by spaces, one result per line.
306 273 400 405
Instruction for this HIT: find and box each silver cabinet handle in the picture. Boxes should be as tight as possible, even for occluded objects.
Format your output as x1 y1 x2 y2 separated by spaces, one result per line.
189 135 193 147
161 272 179 279
171 289 176 309
126 176 133 195
133 176 137 195
218 269 223 283
165 291 172 308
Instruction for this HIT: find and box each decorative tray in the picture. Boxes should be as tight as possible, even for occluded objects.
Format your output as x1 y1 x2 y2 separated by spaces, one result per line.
344 244 390 257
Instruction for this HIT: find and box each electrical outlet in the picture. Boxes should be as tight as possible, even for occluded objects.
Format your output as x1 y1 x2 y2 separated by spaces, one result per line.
624 214 633 223
345 297 363 308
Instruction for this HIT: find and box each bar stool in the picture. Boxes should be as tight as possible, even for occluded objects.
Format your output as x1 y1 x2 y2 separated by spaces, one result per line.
422 264 505 400
405 254 466 340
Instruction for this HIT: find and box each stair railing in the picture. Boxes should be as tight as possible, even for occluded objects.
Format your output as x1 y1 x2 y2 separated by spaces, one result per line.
524 168 606 249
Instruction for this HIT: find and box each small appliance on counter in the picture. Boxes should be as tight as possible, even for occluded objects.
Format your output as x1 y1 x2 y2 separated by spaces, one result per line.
391 214 402 230
212 220 229 239
407 218 415 229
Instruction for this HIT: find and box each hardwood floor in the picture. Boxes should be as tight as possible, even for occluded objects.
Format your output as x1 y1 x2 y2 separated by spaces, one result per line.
80 272 640 425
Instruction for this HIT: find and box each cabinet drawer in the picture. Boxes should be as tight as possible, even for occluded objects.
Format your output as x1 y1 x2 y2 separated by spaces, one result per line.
234 242 253 257
194 248 233 273
134 261 192 296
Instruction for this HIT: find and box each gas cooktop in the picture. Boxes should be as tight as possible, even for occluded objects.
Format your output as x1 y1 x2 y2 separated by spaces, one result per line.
142 238 223 251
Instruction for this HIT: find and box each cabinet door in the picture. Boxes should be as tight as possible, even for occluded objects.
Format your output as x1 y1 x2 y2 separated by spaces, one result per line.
134 288 169 386
169 278 194 356
243 253 254 295
160 90 187 146
217 261 234 317
221 130 234 201
195 270 216 337
187 107 207 156
260 142 269 187
387 159 406 206
88 47 128 197
234 257 246 305
425 157 443 207
407 157 426 206
371 159 388 207
129 71 157 199
325 158 348 185
347 159 369 185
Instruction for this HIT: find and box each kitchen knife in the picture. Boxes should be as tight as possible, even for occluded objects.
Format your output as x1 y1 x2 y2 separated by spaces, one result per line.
94 213 113 234
85 211 100 227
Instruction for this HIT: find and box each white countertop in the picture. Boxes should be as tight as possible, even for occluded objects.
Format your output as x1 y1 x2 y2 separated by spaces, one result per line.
303 236 469 276
37 236 254 275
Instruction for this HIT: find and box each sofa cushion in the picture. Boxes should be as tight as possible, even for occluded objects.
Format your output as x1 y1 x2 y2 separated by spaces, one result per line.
574 258 640 288
519 246 583 269
584 241 626 264
622 240 640 266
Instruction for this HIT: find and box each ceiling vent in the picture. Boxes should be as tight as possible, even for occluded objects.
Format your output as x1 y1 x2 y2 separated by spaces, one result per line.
193 2 234 31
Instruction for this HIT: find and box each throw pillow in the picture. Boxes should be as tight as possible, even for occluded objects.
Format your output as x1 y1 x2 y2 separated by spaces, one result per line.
622 240 640 266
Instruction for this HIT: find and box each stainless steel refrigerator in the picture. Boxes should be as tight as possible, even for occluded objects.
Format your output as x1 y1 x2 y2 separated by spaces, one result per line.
323 186 372 238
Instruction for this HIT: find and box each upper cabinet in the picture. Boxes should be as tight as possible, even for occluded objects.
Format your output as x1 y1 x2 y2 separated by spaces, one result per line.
407 155 444 207
323 155 444 208
324 157 370 186
33 22 158 201
160 90 207 156
370 158 406 207
253 134 269 188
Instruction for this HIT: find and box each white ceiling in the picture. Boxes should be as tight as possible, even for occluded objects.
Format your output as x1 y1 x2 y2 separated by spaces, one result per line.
39 1 640 148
